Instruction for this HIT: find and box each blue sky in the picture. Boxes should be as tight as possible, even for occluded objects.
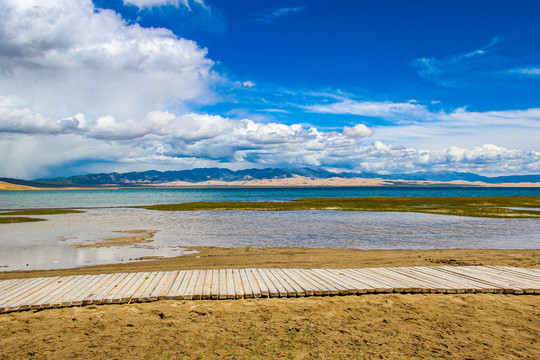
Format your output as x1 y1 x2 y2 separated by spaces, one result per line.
0 0 539 178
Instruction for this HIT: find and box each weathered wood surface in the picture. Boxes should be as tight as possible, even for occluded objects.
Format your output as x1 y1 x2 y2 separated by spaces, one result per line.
1 266 539 313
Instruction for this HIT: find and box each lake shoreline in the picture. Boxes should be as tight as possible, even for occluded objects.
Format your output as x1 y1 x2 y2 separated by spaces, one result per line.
1 247 538 280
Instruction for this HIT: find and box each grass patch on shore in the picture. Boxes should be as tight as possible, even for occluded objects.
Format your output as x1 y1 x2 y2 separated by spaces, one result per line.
0 209 84 224
0 216 46 224
140 196 540 218
0 209 84 216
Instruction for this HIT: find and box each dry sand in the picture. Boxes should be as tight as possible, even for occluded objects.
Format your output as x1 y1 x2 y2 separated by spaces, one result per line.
156 175 540 188
0 181 41 191
0 181 103 191
1 248 539 359
0 294 538 359
2 176 539 190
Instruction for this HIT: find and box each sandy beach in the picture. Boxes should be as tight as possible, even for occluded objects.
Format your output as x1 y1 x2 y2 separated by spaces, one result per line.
1 247 539 359
1 204 539 359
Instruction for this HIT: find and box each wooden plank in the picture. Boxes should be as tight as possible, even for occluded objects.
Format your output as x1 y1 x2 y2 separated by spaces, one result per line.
310 269 350 295
47 275 89 308
34 276 84 309
0 277 52 304
479 266 540 285
167 270 189 300
129 272 159 303
71 273 110 306
55 275 99 307
450 267 522 294
364 268 420 293
280 269 312 296
392 267 458 293
246 269 263 298
341 269 390 293
136 272 163 302
87 273 128 305
429 267 504 293
379 268 437 292
114 272 147 304
210 269 220 300
192 270 207 300
269 269 298 297
225 269 235 299
218 269 228 300
0 279 24 294
140 272 165 302
255 269 280 297
411 267 481 293
169 270 190 300
463 266 539 287
486 266 540 281
347 269 401 292
407 266 475 291
275 269 305 296
250 268 273 297
324 269 372 294
23 276 79 310
356 267 420 292
238 269 254 298
115 272 148 304
232 269 244 299
372 268 428 293
319 269 366 294
201 270 212 300
102 273 138 304
459 266 537 294
0 277 51 306
328 269 382 293
153 271 178 300
295 269 337 295
263 269 288 297
438 266 512 293
182 270 201 300
56 275 99 307
288 268 325 295
1 277 62 312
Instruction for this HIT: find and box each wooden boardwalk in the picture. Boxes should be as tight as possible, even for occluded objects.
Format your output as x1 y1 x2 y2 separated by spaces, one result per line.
1 266 539 313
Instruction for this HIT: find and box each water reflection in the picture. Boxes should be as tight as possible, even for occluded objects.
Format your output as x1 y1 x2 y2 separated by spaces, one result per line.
1 208 539 270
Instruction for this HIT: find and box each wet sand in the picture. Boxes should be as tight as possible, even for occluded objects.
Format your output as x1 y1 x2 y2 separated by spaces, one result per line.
1 247 539 279
1 248 539 359
72 230 159 248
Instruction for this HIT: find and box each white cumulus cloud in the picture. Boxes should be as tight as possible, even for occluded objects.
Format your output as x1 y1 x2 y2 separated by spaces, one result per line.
343 124 374 139
0 0 215 123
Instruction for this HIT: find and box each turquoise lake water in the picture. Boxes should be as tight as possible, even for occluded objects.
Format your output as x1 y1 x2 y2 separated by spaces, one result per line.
1 186 539 209
1 187 539 270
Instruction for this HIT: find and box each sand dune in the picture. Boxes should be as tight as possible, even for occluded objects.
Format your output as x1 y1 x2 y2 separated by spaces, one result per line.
156 175 540 188
0 181 41 191
2 176 539 190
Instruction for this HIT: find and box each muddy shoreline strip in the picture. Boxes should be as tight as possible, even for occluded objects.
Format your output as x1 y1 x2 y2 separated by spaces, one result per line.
1 247 538 280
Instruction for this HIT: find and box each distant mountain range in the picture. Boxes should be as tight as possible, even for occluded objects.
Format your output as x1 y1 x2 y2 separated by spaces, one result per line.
3 168 533 186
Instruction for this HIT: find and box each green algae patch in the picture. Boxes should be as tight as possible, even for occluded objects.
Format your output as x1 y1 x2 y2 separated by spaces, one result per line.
0 217 47 224
0 209 84 216
0 209 84 224
139 196 540 218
